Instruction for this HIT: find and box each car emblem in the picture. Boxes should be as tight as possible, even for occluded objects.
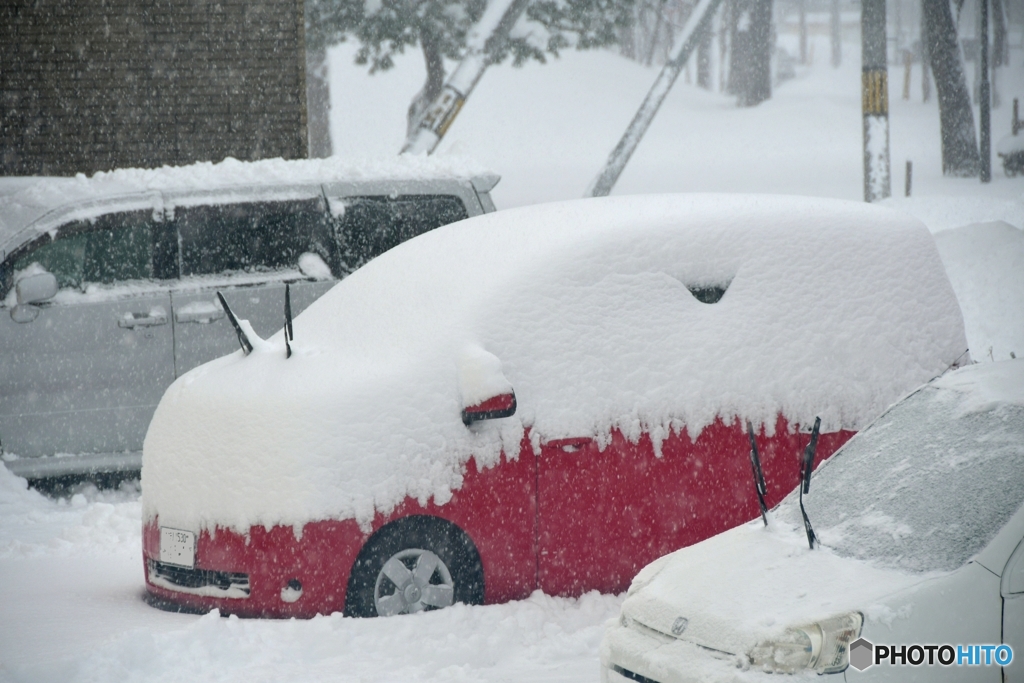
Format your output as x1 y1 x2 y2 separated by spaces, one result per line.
671 617 689 636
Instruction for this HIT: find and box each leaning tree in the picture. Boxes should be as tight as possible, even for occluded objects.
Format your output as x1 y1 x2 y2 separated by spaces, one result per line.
307 0 635 143
922 0 979 177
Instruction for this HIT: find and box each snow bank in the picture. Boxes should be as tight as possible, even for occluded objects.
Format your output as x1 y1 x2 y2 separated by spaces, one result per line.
883 195 1024 235
69 591 620 683
933 221 1024 362
0 465 141 559
142 194 967 534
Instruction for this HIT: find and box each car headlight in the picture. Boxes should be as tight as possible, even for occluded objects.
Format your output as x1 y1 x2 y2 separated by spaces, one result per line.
748 612 862 674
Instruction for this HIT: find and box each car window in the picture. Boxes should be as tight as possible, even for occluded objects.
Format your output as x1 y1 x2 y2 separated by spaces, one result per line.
177 198 332 277
332 195 468 273
3 209 173 296
777 386 1024 573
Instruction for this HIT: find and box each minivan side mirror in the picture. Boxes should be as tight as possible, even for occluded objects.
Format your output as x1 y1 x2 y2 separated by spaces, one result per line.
16 272 58 305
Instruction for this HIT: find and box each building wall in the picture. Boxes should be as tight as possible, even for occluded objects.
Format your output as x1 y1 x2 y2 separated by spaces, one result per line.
1 0 308 176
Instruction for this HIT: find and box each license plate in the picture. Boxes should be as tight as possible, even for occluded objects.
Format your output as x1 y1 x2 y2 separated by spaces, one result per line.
159 527 196 569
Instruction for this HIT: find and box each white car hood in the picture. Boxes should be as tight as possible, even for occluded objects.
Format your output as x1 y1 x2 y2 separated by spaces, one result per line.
621 517 928 655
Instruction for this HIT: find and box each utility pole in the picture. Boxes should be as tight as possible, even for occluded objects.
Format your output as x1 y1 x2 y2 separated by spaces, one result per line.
587 0 724 197
861 0 890 202
980 0 992 183
402 0 531 155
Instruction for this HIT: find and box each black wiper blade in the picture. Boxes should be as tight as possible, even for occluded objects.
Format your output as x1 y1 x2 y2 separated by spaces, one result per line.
799 417 821 549
284 283 294 359
802 416 821 494
746 421 769 526
217 292 253 356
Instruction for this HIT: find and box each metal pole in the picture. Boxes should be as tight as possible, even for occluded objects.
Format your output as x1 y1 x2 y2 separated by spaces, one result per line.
861 0 891 202
980 0 992 183
587 0 724 197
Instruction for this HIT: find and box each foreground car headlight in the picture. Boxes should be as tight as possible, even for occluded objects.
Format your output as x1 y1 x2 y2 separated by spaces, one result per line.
748 613 862 674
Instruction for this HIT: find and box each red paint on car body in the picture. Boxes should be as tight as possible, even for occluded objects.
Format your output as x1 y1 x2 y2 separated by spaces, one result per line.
144 420 852 617
466 393 516 414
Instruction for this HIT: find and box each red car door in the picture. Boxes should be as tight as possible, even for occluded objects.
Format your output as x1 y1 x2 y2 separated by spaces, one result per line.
536 419 853 596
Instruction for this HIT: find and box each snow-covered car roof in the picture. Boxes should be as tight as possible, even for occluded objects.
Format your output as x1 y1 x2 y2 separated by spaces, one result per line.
142 194 968 534
0 155 494 256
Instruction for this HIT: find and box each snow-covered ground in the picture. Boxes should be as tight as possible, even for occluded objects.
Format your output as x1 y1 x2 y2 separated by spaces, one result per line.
2 24 1023 683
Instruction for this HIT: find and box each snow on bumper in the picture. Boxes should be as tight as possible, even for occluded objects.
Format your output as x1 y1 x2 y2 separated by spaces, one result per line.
601 618 807 683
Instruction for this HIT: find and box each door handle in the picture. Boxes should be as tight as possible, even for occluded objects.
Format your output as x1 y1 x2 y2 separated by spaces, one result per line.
119 307 168 328
175 307 225 324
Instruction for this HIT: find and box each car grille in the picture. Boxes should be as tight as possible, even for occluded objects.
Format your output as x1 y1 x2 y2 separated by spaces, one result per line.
612 665 662 683
147 559 250 598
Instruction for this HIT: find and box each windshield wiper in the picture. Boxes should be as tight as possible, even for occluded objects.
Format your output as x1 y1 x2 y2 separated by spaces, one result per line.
799 417 821 549
746 421 769 526
284 283 294 359
217 292 253 356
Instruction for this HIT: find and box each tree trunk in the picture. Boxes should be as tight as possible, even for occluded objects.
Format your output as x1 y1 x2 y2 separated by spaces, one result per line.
406 31 446 139
830 0 841 67
921 0 931 102
730 0 772 106
697 11 713 88
923 0 980 177
798 0 807 64
992 0 1007 107
306 45 332 158
727 0 741 94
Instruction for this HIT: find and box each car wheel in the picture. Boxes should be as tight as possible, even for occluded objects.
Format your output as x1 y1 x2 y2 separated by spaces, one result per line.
344 515 484 617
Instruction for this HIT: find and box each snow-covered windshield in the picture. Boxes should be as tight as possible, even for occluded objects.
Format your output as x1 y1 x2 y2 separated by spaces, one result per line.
778 383 1024 573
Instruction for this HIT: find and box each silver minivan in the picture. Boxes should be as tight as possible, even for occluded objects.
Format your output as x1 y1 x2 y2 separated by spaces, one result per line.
0 160 498 480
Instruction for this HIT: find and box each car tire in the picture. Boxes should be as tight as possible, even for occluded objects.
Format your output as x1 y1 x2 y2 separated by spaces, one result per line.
344 515 485 617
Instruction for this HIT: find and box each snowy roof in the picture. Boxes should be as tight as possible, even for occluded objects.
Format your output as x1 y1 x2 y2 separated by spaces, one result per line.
142 194 968 533
0 155 492 253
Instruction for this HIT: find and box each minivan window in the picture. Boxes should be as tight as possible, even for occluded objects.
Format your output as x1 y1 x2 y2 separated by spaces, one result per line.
177 199 332 277
333 195 468 273
777 386 1024 573
4 209 171 295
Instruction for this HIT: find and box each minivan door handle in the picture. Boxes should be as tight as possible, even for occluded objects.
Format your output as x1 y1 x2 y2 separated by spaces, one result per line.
174 307 225 324
119 307 169 328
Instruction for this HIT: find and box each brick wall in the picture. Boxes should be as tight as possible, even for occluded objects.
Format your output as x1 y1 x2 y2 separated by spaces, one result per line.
1 0 308 176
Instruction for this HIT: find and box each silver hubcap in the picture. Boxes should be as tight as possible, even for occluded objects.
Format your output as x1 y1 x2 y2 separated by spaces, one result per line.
374 548 455 617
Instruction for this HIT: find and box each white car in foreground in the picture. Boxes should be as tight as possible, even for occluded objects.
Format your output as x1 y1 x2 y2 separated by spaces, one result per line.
601 358 1024 683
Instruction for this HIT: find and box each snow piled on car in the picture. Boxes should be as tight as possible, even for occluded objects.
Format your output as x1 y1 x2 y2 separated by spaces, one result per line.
142 194 967 534
933 221 1024 363
0 154 491 245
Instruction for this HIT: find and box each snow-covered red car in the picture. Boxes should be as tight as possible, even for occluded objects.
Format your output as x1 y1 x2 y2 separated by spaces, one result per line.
141 194 967 618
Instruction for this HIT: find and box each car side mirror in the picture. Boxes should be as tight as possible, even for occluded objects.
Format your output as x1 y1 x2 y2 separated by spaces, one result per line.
462 391 517 426
16 272 58 305
458 345 517 426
